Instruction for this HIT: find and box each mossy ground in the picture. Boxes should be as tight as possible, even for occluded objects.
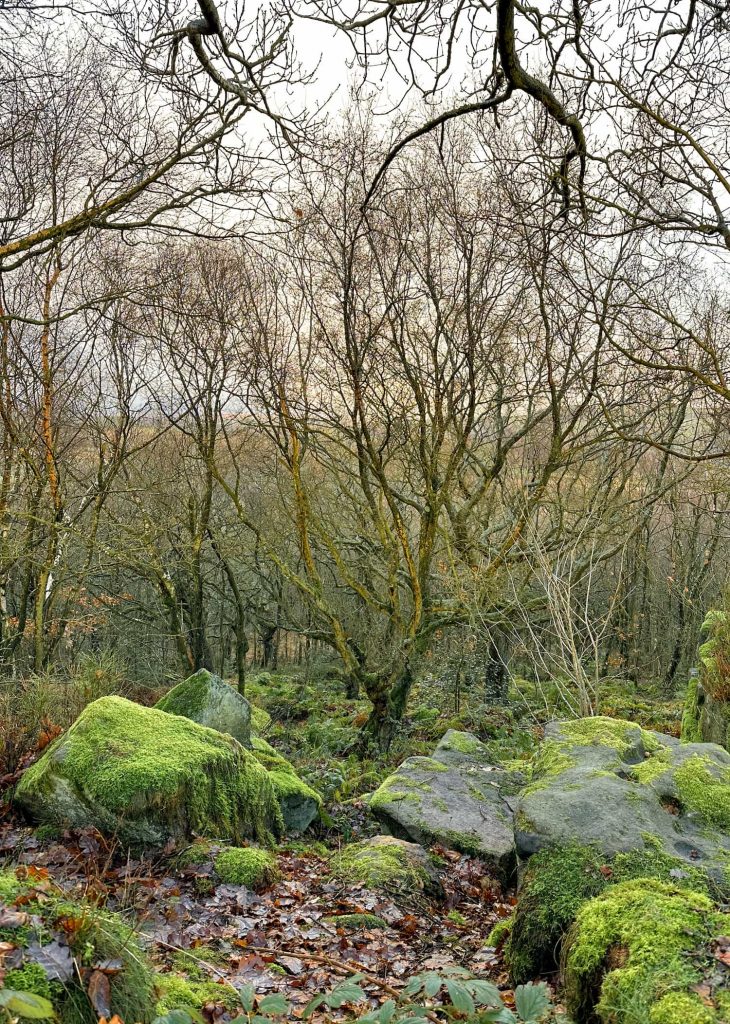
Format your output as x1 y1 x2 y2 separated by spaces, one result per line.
564 878 730 1024
214 846 280 888
0 869 156 1024
324 912 388 930
15 696 283 847
330 837 435 895
155 972 241 1015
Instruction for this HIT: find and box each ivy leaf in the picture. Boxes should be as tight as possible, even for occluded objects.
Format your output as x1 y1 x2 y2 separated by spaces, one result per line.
445 979 475 1016
258 993 290 1015
466 979 503 1007
514 981 551 1022
238 984 255 1013
0 990 55 1019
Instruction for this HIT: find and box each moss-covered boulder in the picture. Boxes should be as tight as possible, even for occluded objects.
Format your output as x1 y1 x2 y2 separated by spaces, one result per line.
14 696 283 846
251 736 322 832
330 836 442 901
515 716 730 884
563 878 730 1023
506 839 715 985
0 869 156 1023
155 669 252 747
682 610 730 749
369 730 520 881
214 846 280 888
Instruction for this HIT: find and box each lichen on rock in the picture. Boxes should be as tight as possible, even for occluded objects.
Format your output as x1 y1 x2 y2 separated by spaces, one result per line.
369 730 518 879
515 716 730 886
14 696 283 847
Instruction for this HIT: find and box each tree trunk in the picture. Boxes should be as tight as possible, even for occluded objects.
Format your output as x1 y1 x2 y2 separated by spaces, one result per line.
361 663 414 751
484 636 508 703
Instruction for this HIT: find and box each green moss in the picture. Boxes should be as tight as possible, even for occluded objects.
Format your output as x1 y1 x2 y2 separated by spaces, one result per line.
324 913 388 930
611 841 710 895
715 991 730 1017
681 676 703 744
508 844 606 984
281 839 329 857
508 839 713 986
369 771 427 812
522 740 576 795
267 769 322 807
250 705 272 734
330 837 433 894
487 916 514 947
250 736 322 814
674 754 730 829
155 669 211 718
558 716 661 755
564 879 728 1024
15 696 283 847
250 735 290 771
214 846 279 888
438 732 483 755
0 870 156 1023
175 838 214 868
3 962 53 1001
650 991 716 1024
524 717 667 797
438 829 484 856
415 757 449 773
0 871 22 902
169 946 228 980
34 823 62 842
155 973 240 1014
631 748 671 784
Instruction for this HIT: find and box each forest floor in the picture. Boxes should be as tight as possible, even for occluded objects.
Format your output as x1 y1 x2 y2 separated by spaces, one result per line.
0 812 520 1022
0 667 683 1020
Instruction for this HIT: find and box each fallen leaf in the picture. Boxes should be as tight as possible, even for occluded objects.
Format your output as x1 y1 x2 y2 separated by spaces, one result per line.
88 969 112 1017
27 939 74 982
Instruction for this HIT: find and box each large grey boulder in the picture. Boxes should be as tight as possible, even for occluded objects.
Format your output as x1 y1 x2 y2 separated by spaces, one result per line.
155 669 252 747
515 716 730 886
368 730 521 881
